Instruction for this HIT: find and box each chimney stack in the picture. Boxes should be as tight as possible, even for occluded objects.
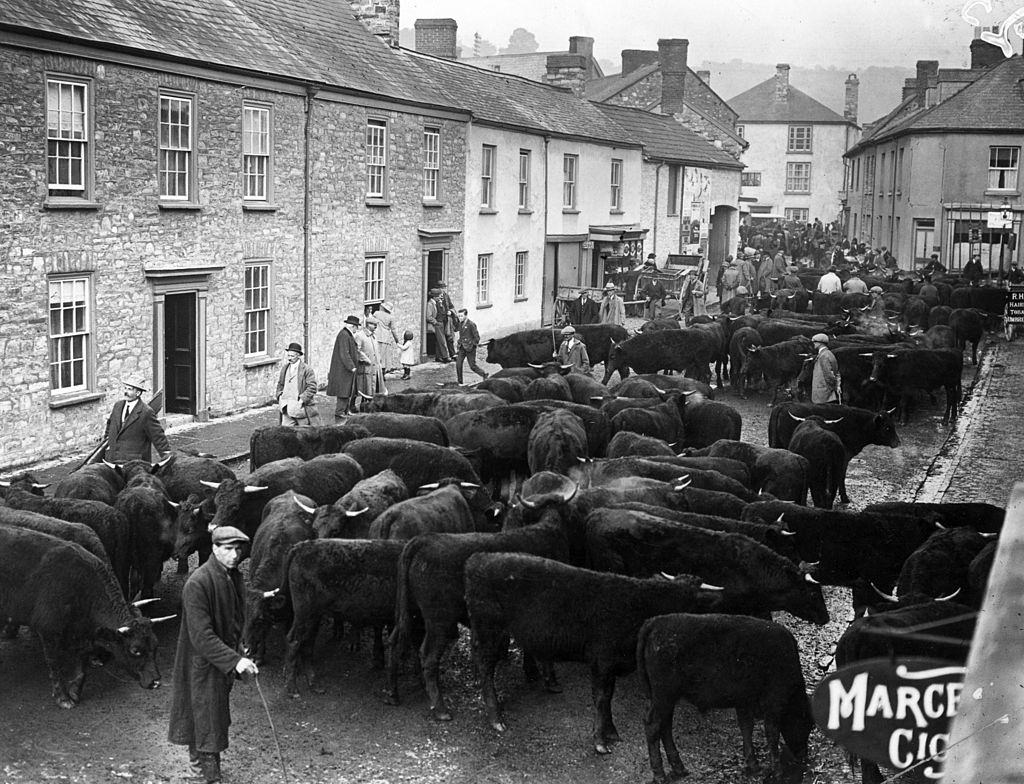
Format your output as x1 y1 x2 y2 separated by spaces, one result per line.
569 36 595 79
658 38 689 115
844 73 859 123
414 18 458 59
350 0 400 48
696 69 711 85
902 77 917 102
774 64 790 102
971 37 1006 69
543 53 587 98
621 49 659 74
915 60 938 109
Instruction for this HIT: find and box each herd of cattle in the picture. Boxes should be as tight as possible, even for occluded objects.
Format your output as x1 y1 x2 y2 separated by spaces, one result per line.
0 271 1006 783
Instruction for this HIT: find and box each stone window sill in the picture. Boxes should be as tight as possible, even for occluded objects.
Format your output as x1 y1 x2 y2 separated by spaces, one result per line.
518 208 533 215
243 203 279 212
49 390 104 409
514 296 529 303
44 198 101 211
422 200 446 209
479 207 498 215
609 209 625 215
475 302 493 309
243 356 279 369
158 202 203 211
365 198 391 208
562 208 580 214
985 190 1020 198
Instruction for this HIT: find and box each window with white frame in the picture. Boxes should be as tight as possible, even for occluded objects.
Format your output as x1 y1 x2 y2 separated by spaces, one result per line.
610 158 623 211
366 119 388 199
423 127 440 200
563 154 578 209
785 207 809 223
514 251 527 299
787 125 812 153
481 144 496 208
864 155 875 194
159 93 193 200
786 162 811 193
46 78 89 198
244 262 271 356
518 149 531 209
242 104 271 201
364 255 385 305
989 146 1020 190
49 276 91 392
476 254 491 305
740 171 762 187
736 125 745 139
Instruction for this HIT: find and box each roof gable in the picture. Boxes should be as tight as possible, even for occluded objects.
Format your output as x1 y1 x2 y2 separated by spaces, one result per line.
728 78 852 124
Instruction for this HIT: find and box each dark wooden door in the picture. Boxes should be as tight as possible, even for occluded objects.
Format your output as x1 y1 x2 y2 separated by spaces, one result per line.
164 293 196 414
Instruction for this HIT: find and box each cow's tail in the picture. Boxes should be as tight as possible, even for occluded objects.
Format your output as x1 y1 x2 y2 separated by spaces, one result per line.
635 619 655 700
248 429 262 473
390 538 419 658
274 541 302 608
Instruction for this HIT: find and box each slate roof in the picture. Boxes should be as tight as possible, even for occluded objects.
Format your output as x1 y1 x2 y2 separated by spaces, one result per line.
0 0 452 108
847 55 1024 154
401 50 638 146
594 103 743 169
728 78 853 125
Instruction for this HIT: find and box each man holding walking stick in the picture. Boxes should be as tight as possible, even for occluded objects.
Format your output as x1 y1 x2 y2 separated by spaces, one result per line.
326 315 362 420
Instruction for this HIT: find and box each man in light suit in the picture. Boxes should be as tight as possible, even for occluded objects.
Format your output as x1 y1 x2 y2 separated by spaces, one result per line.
103 374 170 463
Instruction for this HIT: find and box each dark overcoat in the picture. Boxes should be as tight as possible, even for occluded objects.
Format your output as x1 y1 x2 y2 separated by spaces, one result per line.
104 399 170 463
326 327 360 398
167 556 245 754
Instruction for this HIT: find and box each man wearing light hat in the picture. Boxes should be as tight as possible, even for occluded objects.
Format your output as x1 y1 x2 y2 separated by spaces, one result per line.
556 325 590 373
599 282 625 327
103 374 170 463
276 342 318 426
810 333 840 404
326 315 362 419
168 524 258 784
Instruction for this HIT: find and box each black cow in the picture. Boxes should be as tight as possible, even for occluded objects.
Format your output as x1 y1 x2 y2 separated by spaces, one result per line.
742 337 815 404
787 415 846 509
0 525 167 708
385 479 581 716
241 490 316 663
640 455 752 488
688 439 809 504
863 501 1004 533
602 330 718 385
901 295 930 331
446 405 539 483
465 553 727 752
605 431 676 458
682 399 742 449
611 391 688 443
343 413 450 446
517 399 611 457
304 469 409 539
756 318 834 346
0 472 48 498
0 504 109 565
638 614 813 783
967 285 1008 317
948 307 985 365
342 437 484 496
527 408 588 475
867 347 963 424
523 372 572 402
364 391 507 421
610 374 714 399
728 326 763 396
690 320 729 388
563 372 612 406
274 538 407 696
584 508 829 624
928 304 952 327
150 452 236 501
53 462 125 506
113 467 181 599
248 424 371 470
485 324 627 368
4 488 133 598
768 402 900 504
368 482 494 539
475 375 529 402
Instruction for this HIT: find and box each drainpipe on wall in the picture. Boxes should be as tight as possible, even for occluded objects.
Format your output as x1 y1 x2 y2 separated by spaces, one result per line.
302 84 320 351
653 163 663 257
543 135 551 319
679 166 687 253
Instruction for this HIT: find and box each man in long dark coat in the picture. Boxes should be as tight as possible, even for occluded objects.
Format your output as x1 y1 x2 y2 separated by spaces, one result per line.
103 374 170 463
326 315 362 419
168 526 258 783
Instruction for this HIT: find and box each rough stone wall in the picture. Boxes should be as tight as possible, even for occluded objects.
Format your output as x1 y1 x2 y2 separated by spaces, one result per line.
0 44 465 467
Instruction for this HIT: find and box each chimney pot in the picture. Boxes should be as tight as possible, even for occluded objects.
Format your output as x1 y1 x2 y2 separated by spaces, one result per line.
658 38 689 115
414 18 459 59
971 37 1006 69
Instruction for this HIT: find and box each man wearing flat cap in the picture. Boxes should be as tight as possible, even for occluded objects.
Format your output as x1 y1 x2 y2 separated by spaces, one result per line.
326 315 362 419
103 374 170 463
556 325 590 374
276 342 317 426
810 333 840 404
168 525 258 784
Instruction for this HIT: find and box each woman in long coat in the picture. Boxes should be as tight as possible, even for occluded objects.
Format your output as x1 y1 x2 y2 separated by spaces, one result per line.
374 301 402 374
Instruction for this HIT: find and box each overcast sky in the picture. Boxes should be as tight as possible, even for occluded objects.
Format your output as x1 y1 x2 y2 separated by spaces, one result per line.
402 0 1009 70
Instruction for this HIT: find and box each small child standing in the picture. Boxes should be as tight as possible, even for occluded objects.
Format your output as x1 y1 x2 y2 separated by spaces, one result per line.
399 329 416 380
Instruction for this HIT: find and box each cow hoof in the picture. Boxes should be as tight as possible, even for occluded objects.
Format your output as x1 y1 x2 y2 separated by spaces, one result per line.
432 709 453 722
491 721 507 733
56 697 76 710
595 743 612 755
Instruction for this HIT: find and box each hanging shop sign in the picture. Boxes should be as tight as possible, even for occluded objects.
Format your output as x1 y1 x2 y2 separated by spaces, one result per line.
811 657 965 782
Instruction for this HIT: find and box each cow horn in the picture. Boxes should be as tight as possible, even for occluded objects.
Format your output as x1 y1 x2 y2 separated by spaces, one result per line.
150 614 177 624
870 582 899 602
653 387 666 394
133 598 160 607
263 588 280 599
885 407 897 415
200 480 221 489
804 572 821 585
292 496 316 515
886 353 898 358
589 395 606 402
787 294 796 299
935 587 962 601
418 482 440 491
560 364 573 371
775 513 785 523
345 506 369 517
659 571 675 581
527 363 543 369
935 520 948 530
207 522 219 532
778 528 796 536
576 456 589 463
682 390 696 396
359 392 374 399
103 460 118 469
0 480 8 487
672 475 691 490
244 485 269 493
728 316 743 321
117 625 130 634
154 454 174 468
558 482 579 503
747 345 758 353
459 482 481 489
824 417 844 425
166 499 180 509
699 582 725 591
32 483 49 490
858 352 872 357
519 495 538 509
980 531 998 539
787 412 806 422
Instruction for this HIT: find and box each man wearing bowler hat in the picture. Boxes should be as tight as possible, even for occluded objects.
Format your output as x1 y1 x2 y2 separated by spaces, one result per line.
276 342 318 426
103 374 170 463
326 315 362 419
168 525 259 784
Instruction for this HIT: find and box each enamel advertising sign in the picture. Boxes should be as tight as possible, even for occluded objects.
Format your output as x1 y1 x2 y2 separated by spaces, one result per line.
811 657 966 782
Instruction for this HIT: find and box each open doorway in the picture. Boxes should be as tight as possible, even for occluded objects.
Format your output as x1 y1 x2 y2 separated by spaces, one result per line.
164 292 197 414
422 248 447 359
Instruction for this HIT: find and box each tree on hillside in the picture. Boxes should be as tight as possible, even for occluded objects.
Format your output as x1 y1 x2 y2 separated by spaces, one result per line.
500 28 539 54
473 32 497 56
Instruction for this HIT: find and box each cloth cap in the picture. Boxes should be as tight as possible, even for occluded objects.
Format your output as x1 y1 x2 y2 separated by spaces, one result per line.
365 317 378 326
561 326 575 335
811 333 829 345
344 315 362 327
870 286 883 294
736 286 749 295
285 342 303 355
212 526 250 546
122 374 148 392
604 282 616 290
